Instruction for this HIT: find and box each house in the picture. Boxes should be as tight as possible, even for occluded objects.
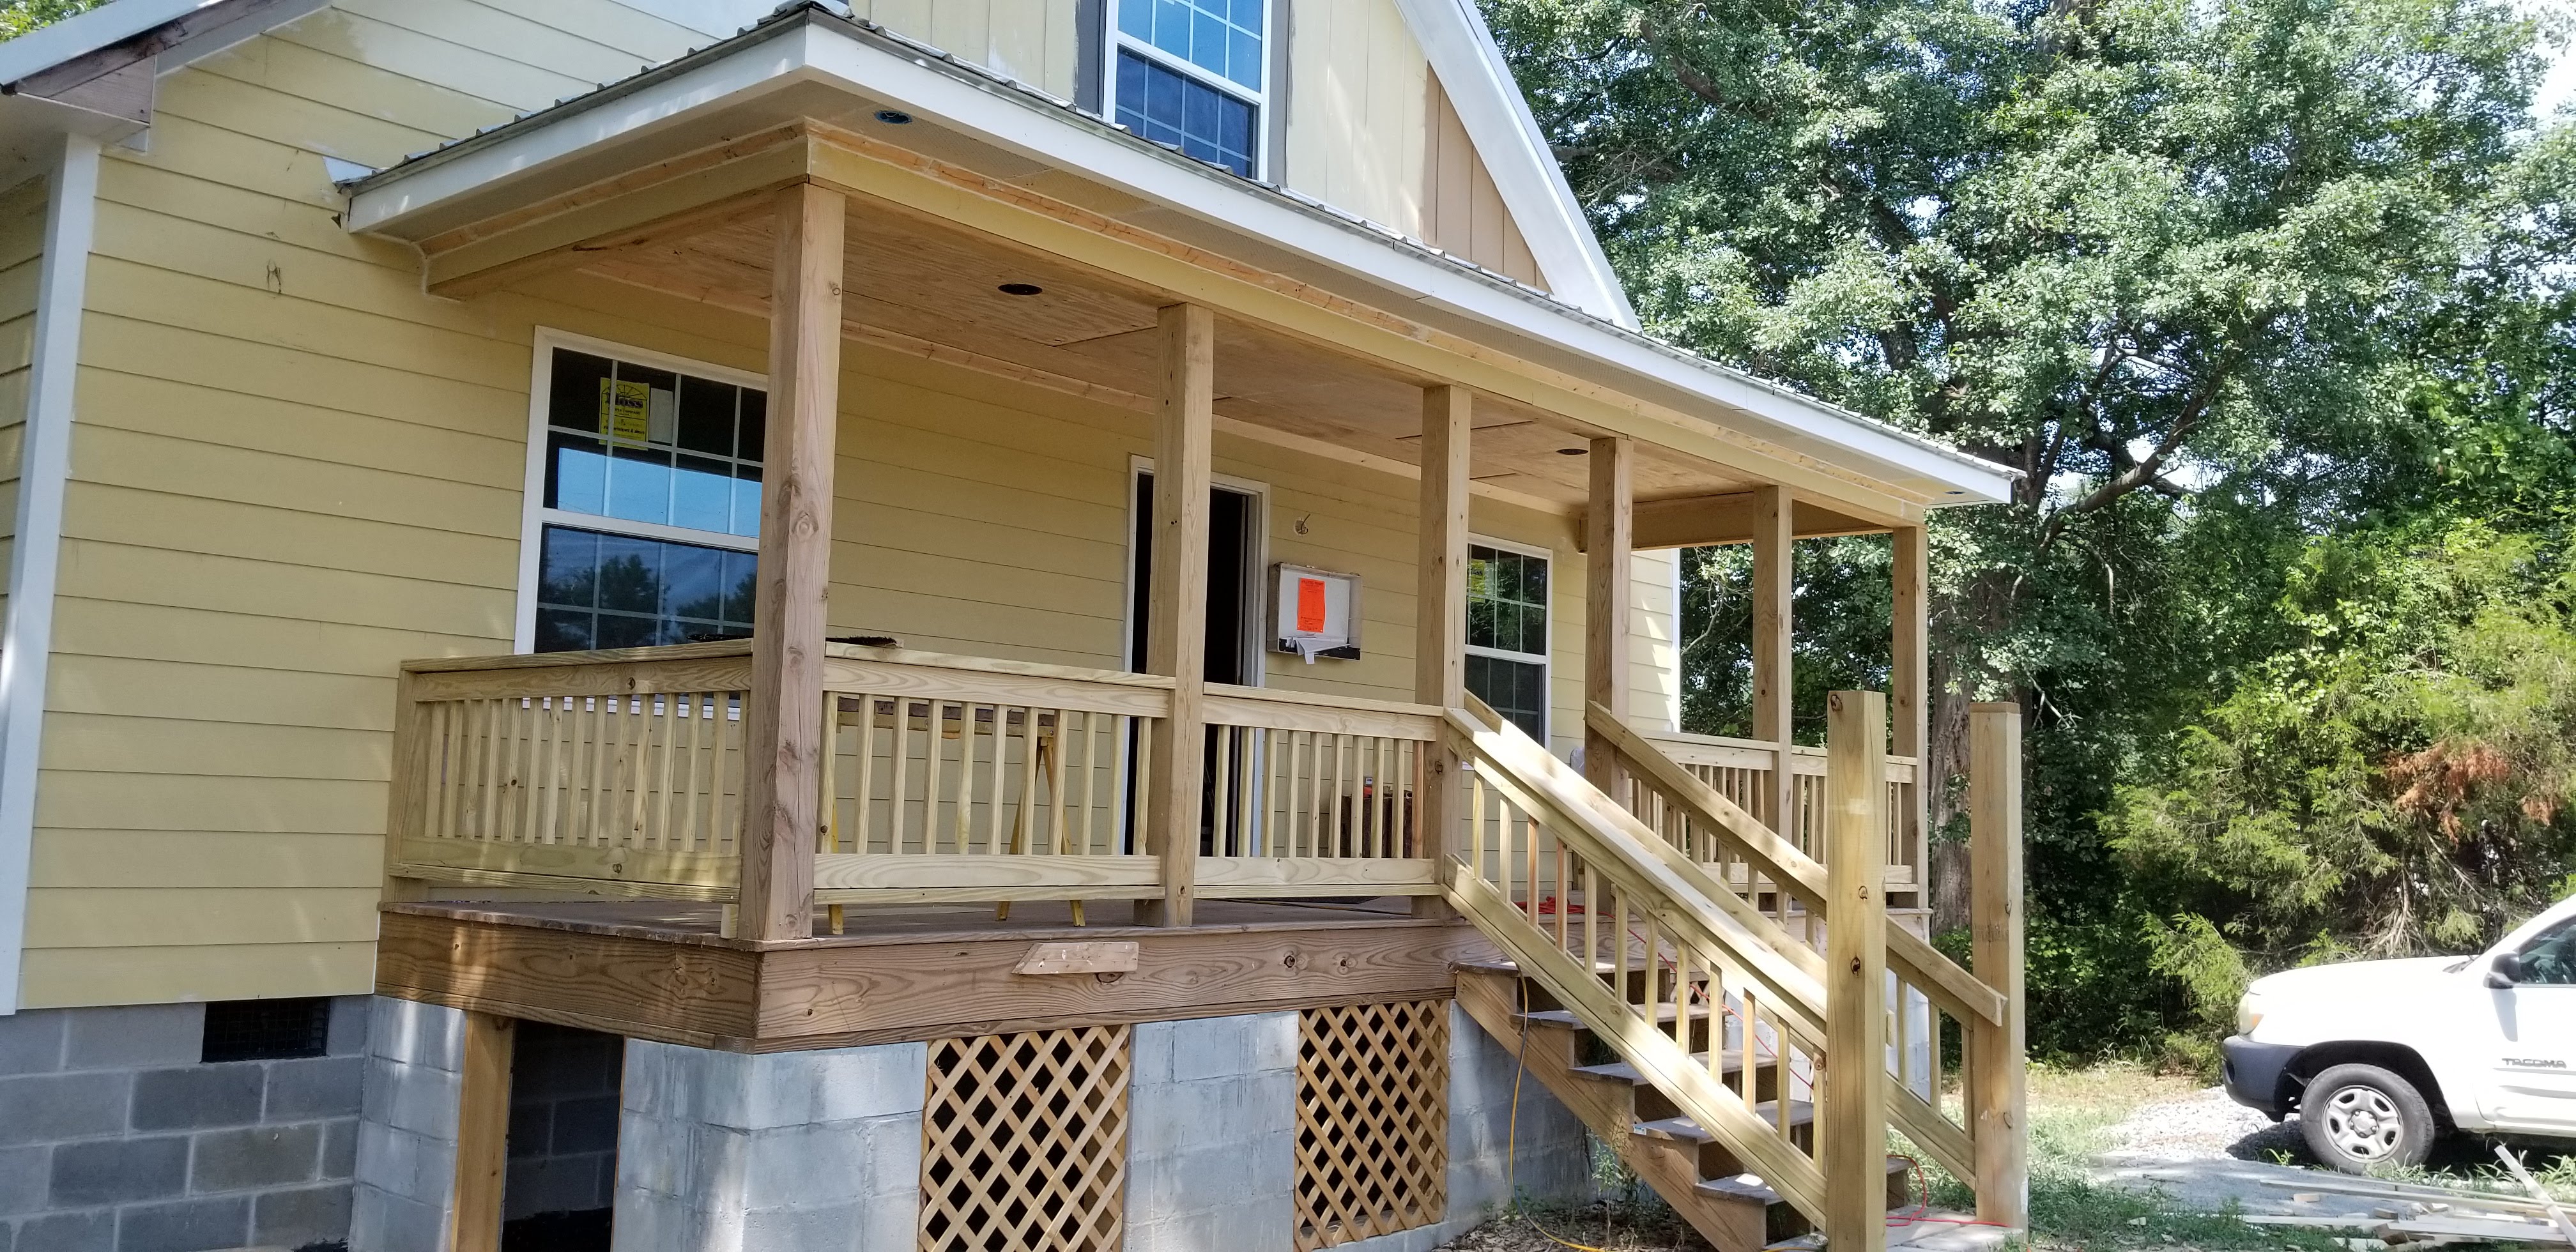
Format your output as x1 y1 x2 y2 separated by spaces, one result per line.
0 2 2032 1251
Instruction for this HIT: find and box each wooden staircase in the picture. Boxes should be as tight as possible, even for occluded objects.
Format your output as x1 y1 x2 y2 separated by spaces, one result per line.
1431 695 2028 1252
1455 959 1913 1251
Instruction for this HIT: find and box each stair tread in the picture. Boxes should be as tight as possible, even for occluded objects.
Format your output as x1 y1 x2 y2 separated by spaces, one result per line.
1516 1004 1717 1028
1634 1106 1815 1141
1689 1155 1910 1206
1569 1053 1764 1085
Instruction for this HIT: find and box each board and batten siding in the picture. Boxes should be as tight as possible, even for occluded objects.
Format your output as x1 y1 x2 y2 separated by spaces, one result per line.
1423 75 1543 289
12 0 1660 1009
1280 0 1430 238
0 175 48 632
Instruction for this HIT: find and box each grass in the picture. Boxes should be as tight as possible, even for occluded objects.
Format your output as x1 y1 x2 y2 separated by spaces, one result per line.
1905 1064 2354 1252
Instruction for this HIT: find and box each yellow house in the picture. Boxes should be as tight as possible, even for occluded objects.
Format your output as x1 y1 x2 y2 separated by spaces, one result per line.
0 3 2030 1251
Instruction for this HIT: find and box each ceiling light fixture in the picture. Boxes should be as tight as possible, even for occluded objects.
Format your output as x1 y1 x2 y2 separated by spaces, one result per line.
998 283 1044 296
1557 447 1588 455
873 109 913 125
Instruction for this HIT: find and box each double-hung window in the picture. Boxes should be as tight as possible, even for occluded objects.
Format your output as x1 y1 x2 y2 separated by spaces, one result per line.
1111 0 1267 178
523 343 766 653
1465 542 1551 740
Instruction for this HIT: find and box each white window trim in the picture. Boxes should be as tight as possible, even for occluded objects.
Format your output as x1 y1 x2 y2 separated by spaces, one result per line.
1121 454 1270 687
1464 532 1551 740
514 328 769 652
1100 0 1276 178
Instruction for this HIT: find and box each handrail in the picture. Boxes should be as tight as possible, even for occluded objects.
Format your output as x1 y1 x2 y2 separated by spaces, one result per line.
1443 706 1832 1220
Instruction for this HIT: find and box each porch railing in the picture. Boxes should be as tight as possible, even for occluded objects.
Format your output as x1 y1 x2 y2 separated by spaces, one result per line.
1631 725 1924 890
383 642 1445 913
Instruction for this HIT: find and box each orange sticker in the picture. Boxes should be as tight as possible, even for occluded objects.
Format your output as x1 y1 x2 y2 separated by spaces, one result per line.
1296 577 1327 633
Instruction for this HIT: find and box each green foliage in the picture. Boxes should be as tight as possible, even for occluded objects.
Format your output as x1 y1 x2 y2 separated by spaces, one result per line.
1483 0 2576 1058
0 0 106 41
2111 522 2576 966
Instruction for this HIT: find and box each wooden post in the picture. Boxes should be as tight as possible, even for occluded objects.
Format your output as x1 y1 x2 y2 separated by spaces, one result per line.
1970 702 2028 1228
1414 385 1471 918
1752 485 1795 836
738 181 845 943
379 666 429 903
1892 524 1929 887
1823 689 1888 1252
1141 302 1213 927
450 1011 516 1252
1583 436 1632 796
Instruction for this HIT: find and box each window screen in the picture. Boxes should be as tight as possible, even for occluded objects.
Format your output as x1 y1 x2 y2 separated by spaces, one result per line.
1115 52 1257 177
1466 544 1549 739
532 347 765 652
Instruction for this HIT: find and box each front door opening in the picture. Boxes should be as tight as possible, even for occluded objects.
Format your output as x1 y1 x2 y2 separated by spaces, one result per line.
1128 472 1261 855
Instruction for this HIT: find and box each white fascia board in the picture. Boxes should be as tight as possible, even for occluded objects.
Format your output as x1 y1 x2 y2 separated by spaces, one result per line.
0 133 98 1015
346 19 2014 503
1393 0 1636 329
0 0 214 84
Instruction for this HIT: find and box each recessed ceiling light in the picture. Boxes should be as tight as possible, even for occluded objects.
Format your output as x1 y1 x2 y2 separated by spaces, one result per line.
873 109 913 125
1557 447 1588 455
997 282 1044 296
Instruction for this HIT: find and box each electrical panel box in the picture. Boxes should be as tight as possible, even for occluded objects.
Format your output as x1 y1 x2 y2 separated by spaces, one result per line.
1270 563 1361 662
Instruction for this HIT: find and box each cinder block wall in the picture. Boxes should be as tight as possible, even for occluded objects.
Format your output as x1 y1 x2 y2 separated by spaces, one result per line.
0 998 369 1252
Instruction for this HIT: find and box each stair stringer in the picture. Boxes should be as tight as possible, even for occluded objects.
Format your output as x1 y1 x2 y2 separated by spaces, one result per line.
1452 966 1771 1252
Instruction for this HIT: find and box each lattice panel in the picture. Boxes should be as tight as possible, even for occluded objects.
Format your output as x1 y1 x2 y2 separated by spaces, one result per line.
920 1025 1131 1252
1294 1000 1450 1251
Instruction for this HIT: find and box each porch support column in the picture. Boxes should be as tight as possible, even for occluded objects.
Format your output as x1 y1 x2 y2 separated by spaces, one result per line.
1752 485 1795 834
739 182 845 943
1414 385 1471 919
1142 302 1213 928
1892 524 1929 889
1583 436 1632 796
1823 689 1889 1252
1970 702 2029 1228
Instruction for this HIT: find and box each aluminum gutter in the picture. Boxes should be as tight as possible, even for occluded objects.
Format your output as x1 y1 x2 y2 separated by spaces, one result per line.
0 134 98 1016
346 6 2016 504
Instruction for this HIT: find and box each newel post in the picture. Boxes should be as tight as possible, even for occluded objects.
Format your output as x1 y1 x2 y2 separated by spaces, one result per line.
1140 302 1213 927
1413 385 1471 918
738 181 845 943
1970 701 2028 1227
1823 689 1888 1252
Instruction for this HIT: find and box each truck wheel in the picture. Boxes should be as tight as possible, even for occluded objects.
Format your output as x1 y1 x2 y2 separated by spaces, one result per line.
2299 1063 2435 1172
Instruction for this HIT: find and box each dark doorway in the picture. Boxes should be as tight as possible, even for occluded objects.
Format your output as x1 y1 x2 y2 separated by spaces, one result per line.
500 1022 623 1252
1128 471 1258 683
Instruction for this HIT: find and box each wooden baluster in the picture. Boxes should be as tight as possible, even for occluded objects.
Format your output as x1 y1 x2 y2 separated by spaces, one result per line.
626 697 652 848
1129 713 1151 858
1673 942 1691 1052
1582 862 1598 973
1047 708 1070 855
1209 723 1234 857
1523 807 1540 923
953 704 975 855
1080 711 1102 856
922 701 947 854
985 705 1008 855
1742 986 1759 1110
1468 768 1485 878
1019 706 1043 853
1639 913 1660 1028
892 701 917 855
422 703 449 842
1554 840 1570 946
852 697 877 855
1612 887 1630 1002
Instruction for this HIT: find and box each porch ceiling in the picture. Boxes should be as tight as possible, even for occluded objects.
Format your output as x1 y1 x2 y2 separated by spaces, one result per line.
579 203 1759 511
339 6 2017 524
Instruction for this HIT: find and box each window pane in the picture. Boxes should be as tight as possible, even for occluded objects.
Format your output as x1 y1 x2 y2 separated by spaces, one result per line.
676 376 735 456
604 446 673 527
548 350 614 432
535 526 756 652
1113 51 1257 177
546 432 608 516
1466 655 1545 740
1125 0 1261 89
545 349 765 539
1465 544 1549 661
672 454 733 533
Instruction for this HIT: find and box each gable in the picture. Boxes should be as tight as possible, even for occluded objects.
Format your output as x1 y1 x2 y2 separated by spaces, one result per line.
1423 73 1538 287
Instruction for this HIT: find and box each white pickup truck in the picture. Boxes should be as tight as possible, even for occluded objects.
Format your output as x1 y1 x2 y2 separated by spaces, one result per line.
2223 892 2576 1172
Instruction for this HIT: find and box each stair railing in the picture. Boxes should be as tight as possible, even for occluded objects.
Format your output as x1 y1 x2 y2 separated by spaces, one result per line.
1441 703 1835 1222
1585 700 2025 1222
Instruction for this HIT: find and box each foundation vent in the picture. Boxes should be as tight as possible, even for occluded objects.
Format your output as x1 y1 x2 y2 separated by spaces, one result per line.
919 1024 1131 1252
1294 999 1450 1250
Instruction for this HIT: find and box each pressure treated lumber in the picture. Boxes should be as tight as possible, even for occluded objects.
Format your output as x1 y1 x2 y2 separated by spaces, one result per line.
1892 525 1929 880
1415 385 1471 919
739 181 845 942
1751 487 1795 831
1142 302 1215 926
1970 702 2028 1227
1823 691 1888 1252
1584 434 1632 795
451 1011 515 1252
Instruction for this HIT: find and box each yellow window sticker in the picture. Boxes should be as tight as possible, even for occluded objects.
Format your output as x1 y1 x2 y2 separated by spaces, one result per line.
600 378 653 445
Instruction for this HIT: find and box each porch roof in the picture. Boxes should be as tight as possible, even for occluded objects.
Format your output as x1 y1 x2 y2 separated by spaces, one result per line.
338 2 2016 525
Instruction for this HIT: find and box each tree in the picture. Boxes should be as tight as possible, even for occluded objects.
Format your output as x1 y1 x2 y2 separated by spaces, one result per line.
0 0 105 41
1483 0 2575 1054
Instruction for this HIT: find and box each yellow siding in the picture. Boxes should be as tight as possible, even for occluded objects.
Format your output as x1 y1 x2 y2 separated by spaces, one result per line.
0 174 48 632
854 0 1084 97
1282 0 1428 235
17 0 1636 1007
1423 75 1544 287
